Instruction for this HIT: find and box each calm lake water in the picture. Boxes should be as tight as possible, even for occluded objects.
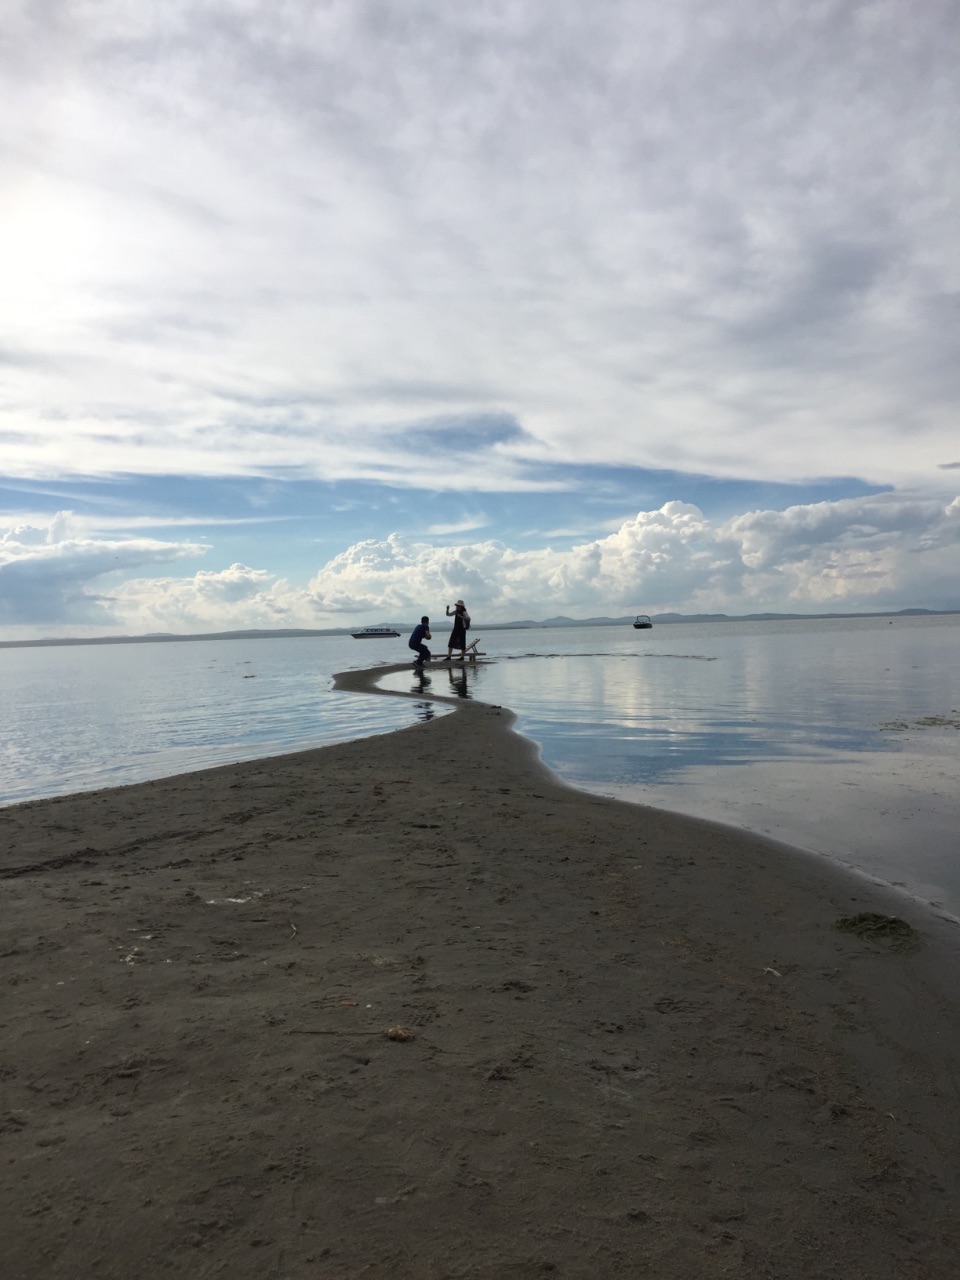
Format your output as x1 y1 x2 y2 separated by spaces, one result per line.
379 615 960 919
0 633 438 806
2 616 958 918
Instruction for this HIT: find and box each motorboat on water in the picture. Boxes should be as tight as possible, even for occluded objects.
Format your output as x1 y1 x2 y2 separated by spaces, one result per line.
632 615 653 629
351 625 401 639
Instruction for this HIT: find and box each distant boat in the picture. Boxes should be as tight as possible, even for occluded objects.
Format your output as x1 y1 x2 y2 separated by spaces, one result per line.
632 615 653 630
351 625 401 639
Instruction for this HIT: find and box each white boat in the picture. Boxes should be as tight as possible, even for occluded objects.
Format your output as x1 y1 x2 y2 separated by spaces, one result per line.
632 615 653 629
351 625 401 639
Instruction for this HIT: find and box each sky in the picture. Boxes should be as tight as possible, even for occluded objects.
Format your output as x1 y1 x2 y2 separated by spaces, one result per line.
2 0 958 638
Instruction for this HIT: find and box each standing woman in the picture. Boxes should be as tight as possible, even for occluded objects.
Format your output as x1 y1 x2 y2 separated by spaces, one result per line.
445 599 470 660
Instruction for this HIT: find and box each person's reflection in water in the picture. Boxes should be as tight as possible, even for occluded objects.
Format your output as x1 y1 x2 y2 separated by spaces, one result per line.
414 700 435 722
447 666 470 699
411 668 433 695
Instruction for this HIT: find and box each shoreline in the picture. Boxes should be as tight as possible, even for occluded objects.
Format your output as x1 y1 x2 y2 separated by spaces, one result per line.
2 666 959 1276
346 661 960 928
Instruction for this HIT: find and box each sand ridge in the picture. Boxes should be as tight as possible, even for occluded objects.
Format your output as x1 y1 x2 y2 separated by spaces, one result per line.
1 664 958 1278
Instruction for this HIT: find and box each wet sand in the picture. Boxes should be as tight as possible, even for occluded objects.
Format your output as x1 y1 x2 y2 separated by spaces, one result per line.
2 662 959 1278
598 748 960 922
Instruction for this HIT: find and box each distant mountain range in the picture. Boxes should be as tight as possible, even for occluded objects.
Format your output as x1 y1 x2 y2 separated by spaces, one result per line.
0 608 955 649
535 608 954 626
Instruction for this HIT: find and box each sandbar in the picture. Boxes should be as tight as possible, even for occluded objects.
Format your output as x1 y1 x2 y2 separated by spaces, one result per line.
1 662 958 1278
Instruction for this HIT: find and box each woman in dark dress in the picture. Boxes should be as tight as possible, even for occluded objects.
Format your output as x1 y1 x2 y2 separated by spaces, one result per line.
445 599 470 660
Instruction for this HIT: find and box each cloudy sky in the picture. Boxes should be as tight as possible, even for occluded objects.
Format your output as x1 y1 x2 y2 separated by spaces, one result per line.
2 0 958 638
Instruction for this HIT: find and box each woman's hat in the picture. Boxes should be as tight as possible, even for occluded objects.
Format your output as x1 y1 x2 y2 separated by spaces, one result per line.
456 599 464 605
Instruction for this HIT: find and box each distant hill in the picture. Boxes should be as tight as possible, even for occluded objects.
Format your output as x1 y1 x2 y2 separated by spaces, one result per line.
1 608 955 649
525 608 956 628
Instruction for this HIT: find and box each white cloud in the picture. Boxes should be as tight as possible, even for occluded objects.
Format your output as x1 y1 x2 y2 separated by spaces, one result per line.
301 493 960 620
108 563 295 633
0 511 207 627
2 5 958 636
6 491 952 638
1 1 957 491
425 517 489 536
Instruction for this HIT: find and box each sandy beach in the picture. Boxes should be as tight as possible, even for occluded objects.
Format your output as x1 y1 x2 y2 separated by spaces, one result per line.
2 662 959 1279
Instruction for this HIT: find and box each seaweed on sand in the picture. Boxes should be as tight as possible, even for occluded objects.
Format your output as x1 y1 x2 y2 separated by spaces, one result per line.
833 912 921 952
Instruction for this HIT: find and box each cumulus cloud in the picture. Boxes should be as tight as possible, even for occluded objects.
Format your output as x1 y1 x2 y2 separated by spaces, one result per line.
299 494 960 620
108 564 296 633
0 511 206 626
88 491 960 637
3 497 958 639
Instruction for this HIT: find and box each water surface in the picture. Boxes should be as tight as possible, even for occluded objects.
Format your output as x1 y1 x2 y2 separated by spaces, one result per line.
379 616 960 917
3 617 957 918
0 634 436 806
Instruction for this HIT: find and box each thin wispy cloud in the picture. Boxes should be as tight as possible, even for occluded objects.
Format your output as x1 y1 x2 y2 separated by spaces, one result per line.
426 519 489 537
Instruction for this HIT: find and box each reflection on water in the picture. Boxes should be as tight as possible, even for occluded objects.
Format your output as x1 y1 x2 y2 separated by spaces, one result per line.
377 617 960 917
0 634 446 807
406 660 474 699
410 668 433 695
445 665 470 699
2 618 956 915
380 646 906 782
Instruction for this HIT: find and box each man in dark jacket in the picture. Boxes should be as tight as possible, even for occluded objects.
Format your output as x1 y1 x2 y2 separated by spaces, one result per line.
408 616 432 667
